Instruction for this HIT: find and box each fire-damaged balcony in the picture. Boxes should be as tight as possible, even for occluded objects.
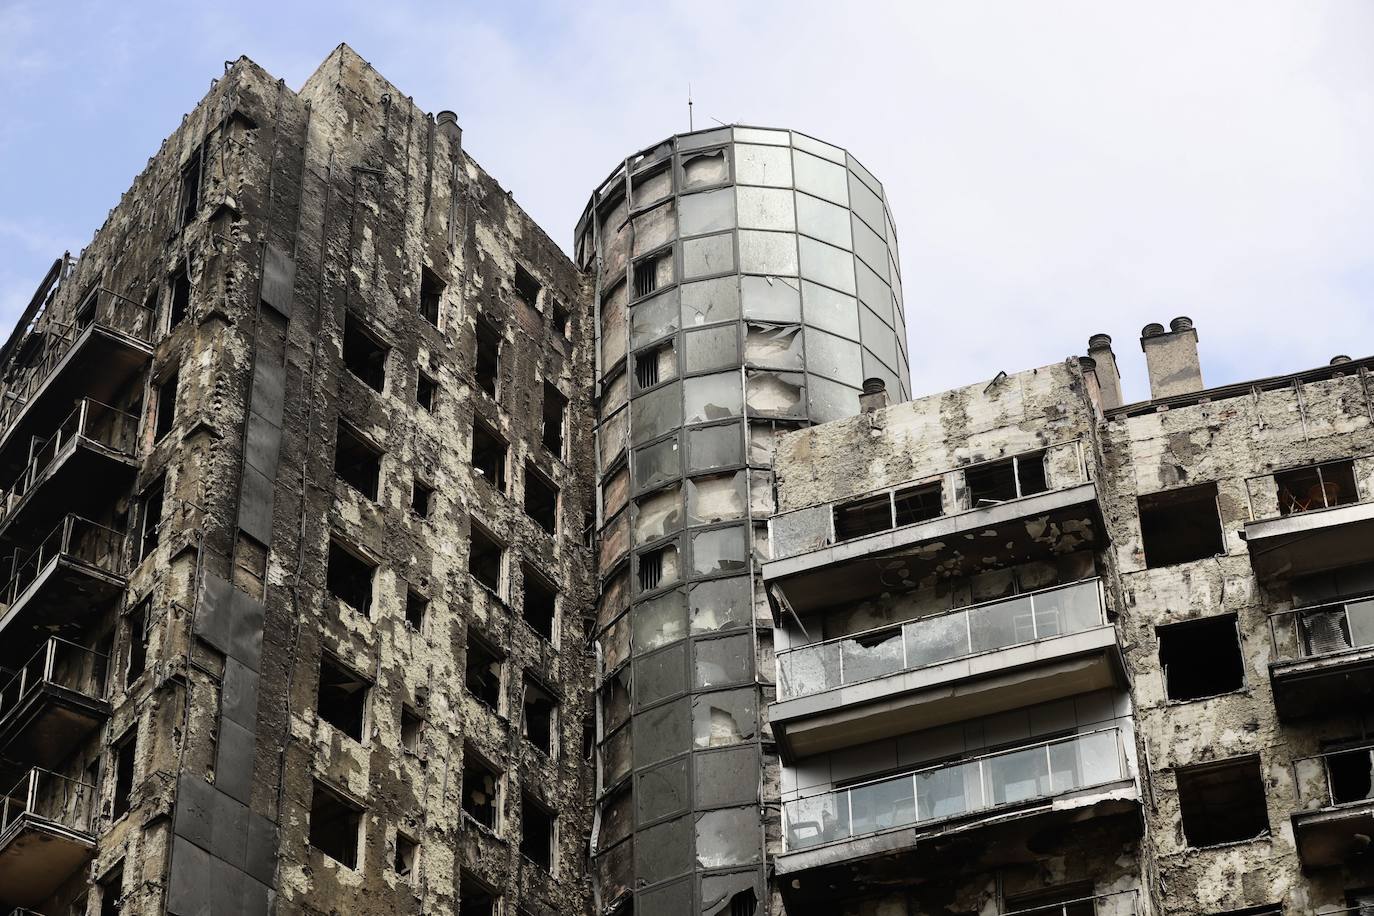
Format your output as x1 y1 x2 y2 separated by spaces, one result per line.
0 639 109 773
1242 457 1374 582
0 288 153 480
1290 741 1374 869
777 725 1141 911
0 768 96 908
0 399 140 543
772 579 1126 757
1267 598 1374 720
0 515 126 654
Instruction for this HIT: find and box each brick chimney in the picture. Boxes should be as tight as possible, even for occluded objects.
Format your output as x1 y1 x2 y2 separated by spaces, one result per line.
1141 317 1203 400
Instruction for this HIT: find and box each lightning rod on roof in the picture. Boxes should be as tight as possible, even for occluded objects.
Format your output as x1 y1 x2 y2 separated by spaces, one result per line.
688 83 694 132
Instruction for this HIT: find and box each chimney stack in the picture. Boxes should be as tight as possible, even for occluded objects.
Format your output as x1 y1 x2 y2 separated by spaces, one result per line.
1141 316 1203 400
436 110 462 143
859 377 889 414
1086 334 1123 409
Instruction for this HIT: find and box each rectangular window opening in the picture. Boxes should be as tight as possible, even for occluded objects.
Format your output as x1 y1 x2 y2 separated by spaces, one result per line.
465 633 503 710
894 481 942 526
327 538 377 616
411 479 435 518
834 493 892 541
1276 460 1359 516
317 654 368 742
342 312 388 392
514 264 542 310
401 705 424 755
405 589 429 631
99 864 124 916
416 371 437 413
475 318 501 399
551 299 571 340
522 676 556 755
1159 614 1245 702
170 266 191 328
520 794 555 872
179 151 203 227
1176 755 1269 848
966 451 1048 507
394 831 418 879
633 250 671 299
1139 483 1225 568
472 420 508 492
542 383 567 457
334 421 382 500
468 522 505 596
460 877 499 916
1326 747 1374 805
461 750 501 829
419 268 444 326
309 780 362 868
155 371 179 441
522 563 557 641
125 601 149 686
524 465 559 536
139 476 166 563
113 728 137 818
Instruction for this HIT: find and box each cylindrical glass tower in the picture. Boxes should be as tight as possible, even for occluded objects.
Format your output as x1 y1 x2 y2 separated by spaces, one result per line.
575 125 910 916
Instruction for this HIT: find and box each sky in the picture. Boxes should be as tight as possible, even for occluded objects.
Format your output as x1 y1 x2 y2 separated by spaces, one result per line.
2 0 1372 403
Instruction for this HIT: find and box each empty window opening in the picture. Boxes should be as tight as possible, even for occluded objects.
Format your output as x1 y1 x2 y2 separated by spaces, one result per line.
834 493 892 541
139 476 165 562
343 312 388 392
179 150 203 226
520 794 555 872
1176 755 1269 847
551 299 571 340
170 266 191 328
327 539 376 616
581 717 596 761
525 466 559 535
154 371 178 441
1139 484 1225 568
73 286 99 329
468 522 505 595
461 751 500 829
419 268 444 326
542 383 567 457
125 601 149 686
411 479 435 518
726 889 758 916
405 589 429 630
460 877 498 916
317 654 368 741
466 633 503 709
416 371 437 412
633 250 671 299
309 781 362 868
1277 460 1359 515
99 864 124 916
1326 745 1374 805
522 564 557 640
966 452 1048 507
1159 615 1245 701
471 420 508 491
393 831 418 879
514 264 542 309
334 422 382 500
475 318 501 399
401 705 424 755
522 677 556 755
113 728 137 818
895 481 942 526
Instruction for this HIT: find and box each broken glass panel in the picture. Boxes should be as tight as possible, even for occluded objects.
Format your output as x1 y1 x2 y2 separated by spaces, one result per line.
634 484 683 542
601 721 632 787
634 698 691 769
635 639 687 706
599 510 629 571
803 327 863 385
637 756 691 824
692 688 757 748
604 465 631 519
600 408 628 467
701 871 760 916
695 807 762 868
738 230 798 276
749 470 774 516
734 144 792 187
678 128 731 151
798 236 856 294
807 375 861 424
602 666 631 734
595 833 633 908
792 149 848 204
680 148 729 191
636 817 693 886
783 792 848 850
689 577 752 634
683 232 736 279
631 288 681 348
631 381 682 445
679 188 735 237
740 275 801 322
681 277 741 327
599 784 633 849
744 324 803 370
602 612 630 675
736 186 795 231
801 280 860 339
684 372 743 424
795 191 853 249
690 526 749 577
695 746 759 809
687 472 747 525
632 588 688 655
634 200 678 256
684 325 739 374
745 371 805 419
632 165 673 209
695 633 753 688
688 423 744 472
634 435 681 492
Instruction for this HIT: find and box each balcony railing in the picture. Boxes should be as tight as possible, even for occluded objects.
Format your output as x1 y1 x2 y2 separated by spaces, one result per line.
0 767 96 840
1292 741 1374 812
0 289 154 436
0 399 139 528
0 515 125 610
1268 598 1374 663
777 579 1105 701
1003 889 1140 916
0 637 108 727
782 724 1129 851
1244 457 1371 522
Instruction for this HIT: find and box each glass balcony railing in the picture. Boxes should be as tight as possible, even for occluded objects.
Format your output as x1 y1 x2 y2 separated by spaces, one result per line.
1003 889 1140 916
1292 741 1374 812
1268 598 1374 663
0 399 139 528
0 767 96 841
777 579 1106 701
0 514 125 610
0 637 108 727
782 725 1129 851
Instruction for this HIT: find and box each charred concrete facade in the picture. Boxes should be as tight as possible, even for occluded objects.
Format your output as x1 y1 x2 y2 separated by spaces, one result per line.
764 325 1374 916
0 45 597 916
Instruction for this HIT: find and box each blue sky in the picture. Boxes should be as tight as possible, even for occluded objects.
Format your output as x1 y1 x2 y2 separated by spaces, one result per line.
2 0 1372 402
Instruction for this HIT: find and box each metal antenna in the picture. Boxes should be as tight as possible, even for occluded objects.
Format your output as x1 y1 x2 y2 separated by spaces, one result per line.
688 83 694 131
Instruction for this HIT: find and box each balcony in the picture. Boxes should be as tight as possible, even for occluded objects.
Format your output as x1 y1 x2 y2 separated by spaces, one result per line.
765 444 1103 615
1242 458 1374 582
777 726 1140 888
772 579 1125 757
0 289 154 479
0 400 140 543
1002 891 1141 916
1267 598 1374 720
0 516 126 656
0 768 96 908
1290 741 1374 869
0 639 109 773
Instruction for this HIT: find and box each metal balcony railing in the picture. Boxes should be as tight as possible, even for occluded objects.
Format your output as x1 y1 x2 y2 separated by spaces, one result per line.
0 399 139 527
1292 740 1374 812
1243 456 1371 522
782 724 1130 851
777 579 1106 701
0 514 125 610
0 289 154 437
0 767 96 840
1002 889 1140 916
1268 597 1374 663
0 637 108 726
